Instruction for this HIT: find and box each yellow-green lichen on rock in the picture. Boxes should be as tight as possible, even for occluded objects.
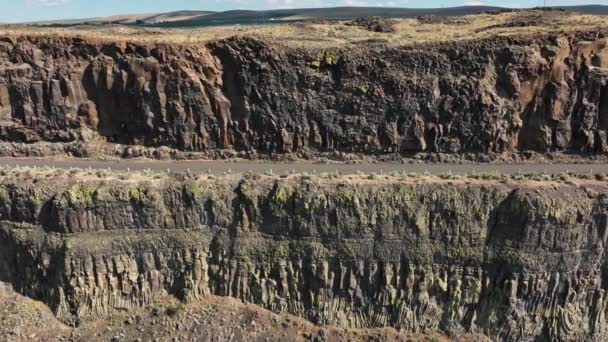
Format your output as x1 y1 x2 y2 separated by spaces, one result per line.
64 183 96 204
1 174 608 342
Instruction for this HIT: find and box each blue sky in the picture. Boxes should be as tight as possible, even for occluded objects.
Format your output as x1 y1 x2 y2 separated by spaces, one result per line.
0 0 601 22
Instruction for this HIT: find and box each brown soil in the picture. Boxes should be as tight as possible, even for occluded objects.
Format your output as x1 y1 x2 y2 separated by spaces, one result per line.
0 282 485 342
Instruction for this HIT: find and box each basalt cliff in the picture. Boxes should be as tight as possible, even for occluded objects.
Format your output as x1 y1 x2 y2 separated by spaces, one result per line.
2 171 608 341
0 30 607 159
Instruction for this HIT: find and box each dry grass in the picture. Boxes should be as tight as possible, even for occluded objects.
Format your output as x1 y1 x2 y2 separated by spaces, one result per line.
0 10 606 48
1 165 607 189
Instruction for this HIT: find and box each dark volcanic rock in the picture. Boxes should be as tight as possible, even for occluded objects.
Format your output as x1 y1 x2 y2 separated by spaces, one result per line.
346 17 397 32
0 32 607 158
0 37 231 151
2 173 608 341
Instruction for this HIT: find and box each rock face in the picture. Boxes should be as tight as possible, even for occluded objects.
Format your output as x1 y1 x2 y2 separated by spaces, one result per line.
0 36 231 151
0 32 607 158
2 173 608 341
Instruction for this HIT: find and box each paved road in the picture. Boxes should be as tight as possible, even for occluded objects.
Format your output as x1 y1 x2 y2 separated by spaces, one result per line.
0 157 607 175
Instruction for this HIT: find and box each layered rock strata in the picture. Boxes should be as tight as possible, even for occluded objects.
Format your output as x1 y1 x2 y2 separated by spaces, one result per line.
1 172 608 341
0 32 607 158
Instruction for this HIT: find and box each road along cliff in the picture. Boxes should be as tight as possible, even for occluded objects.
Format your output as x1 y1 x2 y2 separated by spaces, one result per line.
2 169 608 340
0 30 607 160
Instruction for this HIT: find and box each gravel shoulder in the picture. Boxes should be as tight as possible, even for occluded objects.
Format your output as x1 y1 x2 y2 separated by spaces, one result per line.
0 157 607 175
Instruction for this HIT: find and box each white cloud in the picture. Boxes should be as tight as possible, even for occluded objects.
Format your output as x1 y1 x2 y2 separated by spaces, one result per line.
265 0 299 8
337 0 406 6
464 0 485 5
26 0 69 7
215 0 409 9
339 0 369 5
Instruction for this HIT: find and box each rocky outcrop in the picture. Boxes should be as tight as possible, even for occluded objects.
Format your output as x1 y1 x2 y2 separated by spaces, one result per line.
0 36 232 152
0 32 607 159
2 172 608 341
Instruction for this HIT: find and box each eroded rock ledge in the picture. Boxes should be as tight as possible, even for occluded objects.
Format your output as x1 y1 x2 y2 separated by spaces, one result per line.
0 31 607 160
1 170 608 341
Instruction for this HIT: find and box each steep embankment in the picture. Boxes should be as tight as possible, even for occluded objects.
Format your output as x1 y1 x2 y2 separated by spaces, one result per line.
1 170 608 340
0 31 607 159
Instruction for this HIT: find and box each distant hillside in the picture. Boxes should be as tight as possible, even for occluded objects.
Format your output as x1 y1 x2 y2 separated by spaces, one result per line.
147 6 506 27
23 5 608 27
137 11 215 24
26 10 215 25
195 6 503 20
561 4 608 15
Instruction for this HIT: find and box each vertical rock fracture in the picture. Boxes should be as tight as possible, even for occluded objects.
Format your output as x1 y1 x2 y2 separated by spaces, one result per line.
1 173 608 341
